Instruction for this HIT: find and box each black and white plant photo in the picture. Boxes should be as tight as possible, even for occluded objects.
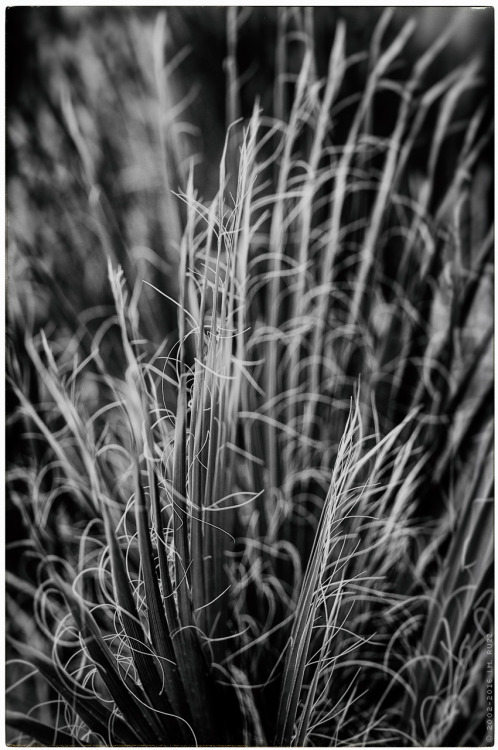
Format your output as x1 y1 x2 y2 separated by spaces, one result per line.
6 6 494 748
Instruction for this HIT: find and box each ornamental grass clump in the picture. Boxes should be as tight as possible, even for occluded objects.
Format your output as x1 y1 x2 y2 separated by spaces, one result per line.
6 8 493 747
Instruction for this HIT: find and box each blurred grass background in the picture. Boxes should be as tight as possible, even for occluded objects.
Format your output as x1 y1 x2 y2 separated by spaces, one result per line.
6 6 493 337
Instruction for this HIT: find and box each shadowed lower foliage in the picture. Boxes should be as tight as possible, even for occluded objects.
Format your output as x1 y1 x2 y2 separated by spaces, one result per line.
6 8 493 747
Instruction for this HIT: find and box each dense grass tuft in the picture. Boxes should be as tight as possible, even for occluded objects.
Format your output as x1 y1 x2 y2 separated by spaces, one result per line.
6 8 493 747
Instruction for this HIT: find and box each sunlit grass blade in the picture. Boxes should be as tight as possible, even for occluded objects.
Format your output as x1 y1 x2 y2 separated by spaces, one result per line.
133 460 193 735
